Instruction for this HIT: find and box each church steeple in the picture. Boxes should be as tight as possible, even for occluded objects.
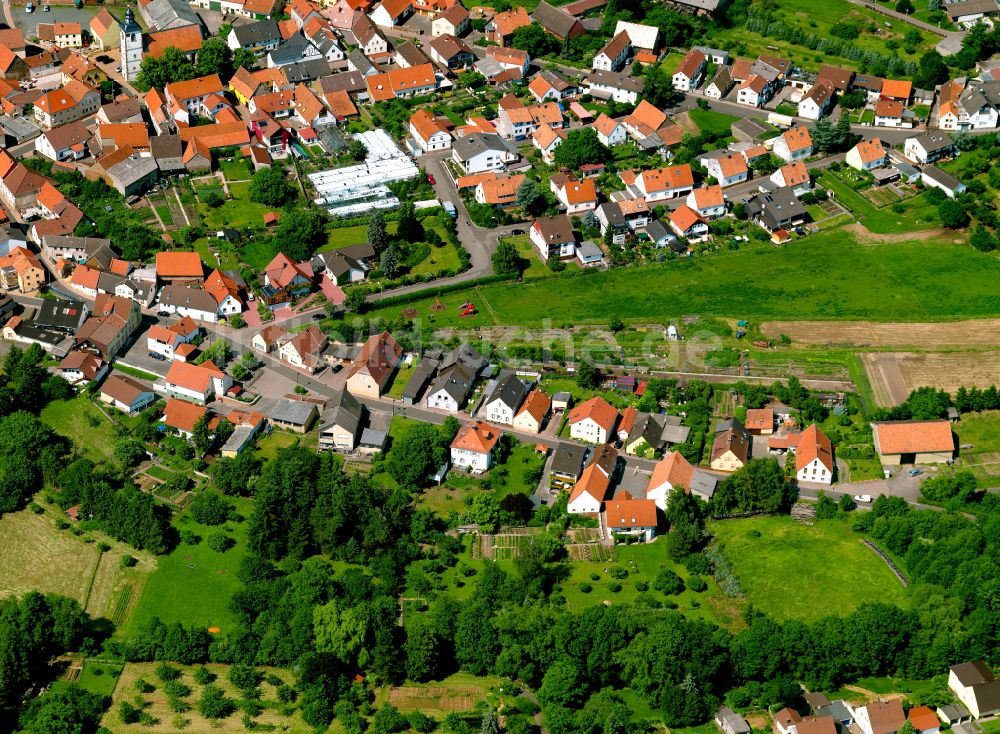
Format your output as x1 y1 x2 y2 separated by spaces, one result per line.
120 5 142 82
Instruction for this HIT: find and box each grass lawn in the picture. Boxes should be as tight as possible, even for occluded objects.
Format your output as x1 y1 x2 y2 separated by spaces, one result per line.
952 410 1000 479
40 396 119 462
77 661 123 697
322 222 398 252
192 236 239 271
387 359 417 399
374 672 504 717
218 157 252 182
201 182 272 229
104 663 312 734
239 238 279 270
709 515 909 623
364 231 1000 328
542 377 637 410
410 242 461 277
817 173 940 234
255 429 316 460
510 235 551 280
124 497 254 638
112 364 163 383
559 540 737 627
688 108 739 136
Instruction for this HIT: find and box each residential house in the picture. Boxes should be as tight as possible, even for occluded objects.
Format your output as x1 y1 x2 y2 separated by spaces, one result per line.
278 325 328 372
781 423 835 484
855 700 905 734
705 153 749 187
716 708 751 734
921 165 966 198
592 31 631 72
263 252 312 301
874 97 907 128
163 360 231 404
425 363 475 412
846 138 888 171
532 125 566 164
799 79 835 120
0 247 44 292
550 441 587 489
705 66 734 99
622 165 694 202
427 33 474 70
528 70 577 102
452 133 520 173
613 20 660 51
622 411 690 455
33 80 100 129
669 204 708 240
567 396 618 444
744 187 807 233
604 494 658 541
871 419 955 465
204 269 242 318
100 372 155 415
475 174 525 208
158 285 219 323
686 185 726 220
451 421 500 473
646 451 712 508
432 4 470 37
775 709 802 734
586 68 644 104
594 113 627 147
567 443 616 513
770 161 811 196
744 407 773 435
710 418 751 472
737 73 774 108
948 662 1000 719
0 45 29 81
311 248 368 285
370 0 413 28
530 214 576 260
551 174 598 213
409 109 451 153
346 331 402 398
512 389 551 434
74 294 141 358
164 74 226 119
146 316 200 359
937 79 999 131
947 0 1000 23
532 1 584 40
318 388 366 452
904 132 956 164
155 251 204 284
482 372 529 425
773 127 814 162
227 19 282 54
672 49 706 91
495 101 563 140
486 6 531 45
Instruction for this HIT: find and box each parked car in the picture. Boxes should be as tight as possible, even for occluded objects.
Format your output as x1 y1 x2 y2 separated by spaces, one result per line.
311 313 323 320
427 174 436 185
510 228 525 235
148 352 166 361
907 468 922 477
853 494 872 503
157 310 170 317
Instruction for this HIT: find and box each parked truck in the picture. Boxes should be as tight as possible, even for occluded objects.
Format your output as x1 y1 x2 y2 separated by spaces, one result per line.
767 112 794 128
443 201 457 219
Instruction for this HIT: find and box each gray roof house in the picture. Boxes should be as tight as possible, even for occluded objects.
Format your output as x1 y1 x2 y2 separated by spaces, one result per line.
401 358 438 405
270 398 319 433
228 19 282 53
715 707 751 734
425 363 475 411
744 187 807 233
482 371 529 423
318 388 365 452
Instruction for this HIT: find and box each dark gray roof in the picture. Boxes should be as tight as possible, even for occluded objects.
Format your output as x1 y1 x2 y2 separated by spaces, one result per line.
312 249 366 277
347 49 377 76
36 298 87 332
936 703 971 723
318 71 366 94
922 164 964 191
360 409 391 448
268 34 315 65
396 41 431 67
42 235 111 255
452 132 517 161
338 242 377 261
97 271 126 293
402 358 438 402
428 363 474 403
441 343 487 374
320 387 364 435
732 117 772 139
86 244 117 271
596 202 624 228
231 19 281 46
485 371 529 411
283 58 332 83
270 398 317 425
745 187 807 231
909 131 954 152
551 441 586 477
587 68 644 93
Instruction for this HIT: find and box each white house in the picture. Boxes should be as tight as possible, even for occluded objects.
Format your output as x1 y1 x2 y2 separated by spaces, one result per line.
482 373 529 425
594 113 627 147
904 132 955 164
425 364 474 413
622 165 694 202
567 443 616 514
854 700 905 734
567 396 618 444
874 97 908 128
450 421 499 473
409 109 451 153
770 161 812 196
604 496 657 542
100 373 155 415
773 127 814 162
938 80 999 131
645 451 695 510
736 74 773 107
791 424 834 485
672 49 706 91
451 132 519 174
162 360 231 404
845 138 888 171
530 214 576 260
157 285 219 324
921 165 966 198
592 31 631 72
551 174 598 214
704 153 748 187
704 66 734 99
686 185 727 220
798 79 835 121
948 662 1000 719
146 317 199 360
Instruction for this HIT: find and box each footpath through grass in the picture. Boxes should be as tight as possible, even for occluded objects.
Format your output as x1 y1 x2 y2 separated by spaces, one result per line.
366 233 1000 328
709 515 909 623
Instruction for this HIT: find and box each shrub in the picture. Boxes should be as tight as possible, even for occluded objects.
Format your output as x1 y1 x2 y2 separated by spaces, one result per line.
577 582 592 593
687 576 708 592
607 565 628 579
120 555 138 568
607 582 622 593
634 580 649 592
654 569 685 596
193 666 215 685
206 531 233 553
156 663 182 682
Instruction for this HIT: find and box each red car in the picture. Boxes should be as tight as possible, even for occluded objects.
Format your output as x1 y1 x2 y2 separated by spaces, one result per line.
427 174 436 185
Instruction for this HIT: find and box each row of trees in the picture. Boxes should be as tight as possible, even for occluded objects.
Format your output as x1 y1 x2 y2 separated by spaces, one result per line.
135 40 256 91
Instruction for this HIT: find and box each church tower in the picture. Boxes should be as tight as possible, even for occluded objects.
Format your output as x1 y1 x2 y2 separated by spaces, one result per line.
120 6 142 83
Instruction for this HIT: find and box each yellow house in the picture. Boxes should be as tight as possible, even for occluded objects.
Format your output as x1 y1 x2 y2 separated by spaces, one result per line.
0 247 45 292
511 389 550 435
346 331 403 398
89 9 120 50
710 419 750 473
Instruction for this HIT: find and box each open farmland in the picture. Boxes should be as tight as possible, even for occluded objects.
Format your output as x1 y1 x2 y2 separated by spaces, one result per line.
762 318 1000 349
861 351 1000 407
376 672 503 717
